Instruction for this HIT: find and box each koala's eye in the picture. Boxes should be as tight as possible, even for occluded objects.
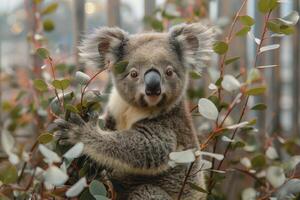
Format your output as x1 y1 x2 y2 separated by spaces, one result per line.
130 70 138 78
166 68 173 77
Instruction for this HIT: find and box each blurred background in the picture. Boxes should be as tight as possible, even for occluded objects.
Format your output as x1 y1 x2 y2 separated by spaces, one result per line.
0 0 300 199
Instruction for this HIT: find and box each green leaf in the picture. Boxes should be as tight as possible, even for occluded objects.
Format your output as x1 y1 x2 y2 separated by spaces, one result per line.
236 26 251 37
36 48 49 59
43 19 55 32
251 154 266 169
267 21 281 33
251 103 267 110
89 180 107 197
0 162 18 184
225 57 240 65
38 133 53 144
66 104 79 113
189 182 208 193
231 141 246 150
240 15 255 26
258 0 278 13
52 79 70 90
113 61 129 74
246 86 266 96
247 68 261 83
34 79 48 92
213 41 228 55
248 118 257 126
279 25 295 35
189 71 202 79
80 188 95 200
94 195 110 200
33 0 43 4
41 3 58 15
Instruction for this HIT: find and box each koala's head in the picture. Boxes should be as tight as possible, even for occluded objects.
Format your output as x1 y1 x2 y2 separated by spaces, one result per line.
80 23 214 109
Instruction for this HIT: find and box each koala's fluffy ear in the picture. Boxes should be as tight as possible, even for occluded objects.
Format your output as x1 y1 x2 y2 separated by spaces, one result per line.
169 23 215 69
79 27 129 68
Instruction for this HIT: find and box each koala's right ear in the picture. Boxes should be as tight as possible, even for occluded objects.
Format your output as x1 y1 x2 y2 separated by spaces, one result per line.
79 27 129 68
169 23 215 69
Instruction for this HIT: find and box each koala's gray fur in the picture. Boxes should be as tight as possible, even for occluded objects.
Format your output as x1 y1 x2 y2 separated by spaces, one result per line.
54 23 215 200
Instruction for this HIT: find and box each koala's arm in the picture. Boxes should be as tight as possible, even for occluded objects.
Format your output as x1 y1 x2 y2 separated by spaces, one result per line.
54 116 177 174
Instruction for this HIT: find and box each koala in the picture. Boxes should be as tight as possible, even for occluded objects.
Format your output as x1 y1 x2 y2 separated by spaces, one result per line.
53 23 215 200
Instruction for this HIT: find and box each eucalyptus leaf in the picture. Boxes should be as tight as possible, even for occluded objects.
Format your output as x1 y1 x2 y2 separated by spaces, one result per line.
213 41 228 55
258 0 278 13
198 98 219 120
43 19 55 32
266 166 286 188
0 162 18 184
75 71 91 85
41 3 58 15
38 144 61 163
63 142 84 159
43 165 69 186
89 180 107 197
66 177 87 197
52 79 70 90
239 15 255 26
221 75 241 92
225 57 240 65
36 48 49 59
236 26 251 37
38 133 53 144
259 44 280 53
277 11 299 26
251 103 267 110
169 149 196 164
34 79 48 92
246 86 266 96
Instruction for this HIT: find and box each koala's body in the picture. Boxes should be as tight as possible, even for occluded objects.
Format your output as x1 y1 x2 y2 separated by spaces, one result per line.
54 23 214 200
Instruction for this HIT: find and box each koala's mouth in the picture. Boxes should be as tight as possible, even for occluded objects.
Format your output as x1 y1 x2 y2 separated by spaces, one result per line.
139 94 166 107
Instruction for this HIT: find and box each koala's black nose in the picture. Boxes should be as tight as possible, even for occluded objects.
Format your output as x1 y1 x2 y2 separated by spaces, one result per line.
144 69 161 96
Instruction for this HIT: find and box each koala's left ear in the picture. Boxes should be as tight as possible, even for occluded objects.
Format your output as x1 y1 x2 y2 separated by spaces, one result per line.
79 27 129 68
169 23 215 69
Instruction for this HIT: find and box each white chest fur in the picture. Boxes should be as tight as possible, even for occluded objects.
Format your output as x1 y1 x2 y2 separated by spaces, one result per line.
107 88 154 130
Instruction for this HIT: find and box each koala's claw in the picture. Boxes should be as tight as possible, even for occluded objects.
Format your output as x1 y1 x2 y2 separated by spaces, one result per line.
69 113 86 125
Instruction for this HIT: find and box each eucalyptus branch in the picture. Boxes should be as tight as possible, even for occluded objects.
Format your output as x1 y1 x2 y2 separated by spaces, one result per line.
80 62 111 110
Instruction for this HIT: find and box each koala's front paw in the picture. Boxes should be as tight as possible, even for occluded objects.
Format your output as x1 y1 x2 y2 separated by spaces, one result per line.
50 113 93 145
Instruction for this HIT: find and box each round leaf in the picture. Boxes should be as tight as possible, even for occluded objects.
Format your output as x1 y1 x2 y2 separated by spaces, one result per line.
36 48 49 59
198 98 219 120
52 79 70 90
225 57 240 65
277 11 299 26
213 41 228 55
89 180 107 197
75 71 91 85
34 79 48 92
246 86 266 96
63 142 84 159
41 3 58 15
169 149 196 164
258 0 278 13
236 26 251 37
43 165 69 186
43 19 55 32
240 15 255 26
66 177 87 197
251 103 267 110
38 133 53 144
221 75 241 92
0 162 18 184
266 166 286 188
38 144 61 163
